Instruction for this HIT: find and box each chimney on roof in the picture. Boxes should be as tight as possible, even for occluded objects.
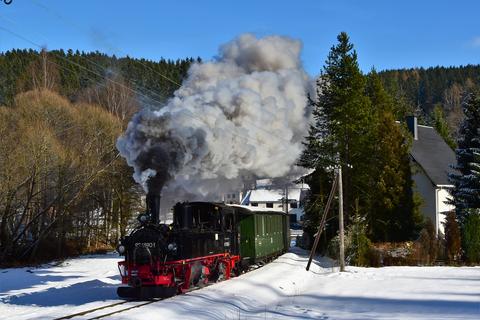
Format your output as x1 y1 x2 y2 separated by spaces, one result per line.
406 116 418 140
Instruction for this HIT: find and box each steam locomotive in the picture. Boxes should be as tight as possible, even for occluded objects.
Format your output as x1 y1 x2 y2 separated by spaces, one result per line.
116 192 289 299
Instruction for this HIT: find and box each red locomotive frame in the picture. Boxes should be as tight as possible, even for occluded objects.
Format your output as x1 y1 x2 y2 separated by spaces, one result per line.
118 253 241 295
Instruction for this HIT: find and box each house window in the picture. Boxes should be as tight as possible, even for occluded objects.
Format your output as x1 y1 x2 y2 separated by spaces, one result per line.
266 202 273 208
251 202 258 207
226 194 230 199
290 202 298 209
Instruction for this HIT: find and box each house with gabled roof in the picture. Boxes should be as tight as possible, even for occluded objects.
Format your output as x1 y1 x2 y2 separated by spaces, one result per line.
239 179 309 223
406 116 456 236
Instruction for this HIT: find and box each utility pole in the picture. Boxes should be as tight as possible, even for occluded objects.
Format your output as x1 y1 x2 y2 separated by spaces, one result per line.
306 172 338 271
306 166 346 272
41 48 47 90
338 166 345 272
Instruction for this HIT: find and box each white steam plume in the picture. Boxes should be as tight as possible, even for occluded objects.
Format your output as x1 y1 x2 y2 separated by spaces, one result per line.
117 33 311 204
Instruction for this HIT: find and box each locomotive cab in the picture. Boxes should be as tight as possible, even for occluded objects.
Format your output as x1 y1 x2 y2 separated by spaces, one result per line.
170 202 239 260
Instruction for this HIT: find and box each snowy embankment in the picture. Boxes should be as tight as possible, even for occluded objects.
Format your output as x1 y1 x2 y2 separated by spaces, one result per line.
1 250 479 320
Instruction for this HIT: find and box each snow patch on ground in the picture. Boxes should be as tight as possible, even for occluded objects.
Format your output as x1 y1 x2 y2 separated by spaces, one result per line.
0 254 122 319
1 249 479 319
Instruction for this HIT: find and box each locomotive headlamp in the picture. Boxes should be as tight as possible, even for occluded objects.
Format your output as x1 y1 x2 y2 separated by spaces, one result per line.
117 245 126 254
137 213 149 224
167 242 177 251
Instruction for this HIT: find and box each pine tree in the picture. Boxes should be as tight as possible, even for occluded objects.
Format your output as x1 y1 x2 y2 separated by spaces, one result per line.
300 34 422 243
449 91 480 225
299 32 373 223
365 71 422 241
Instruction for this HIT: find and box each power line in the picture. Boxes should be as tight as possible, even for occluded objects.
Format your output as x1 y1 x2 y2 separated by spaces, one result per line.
0 25 273 148
29 0 182 88
22 0 295 144
0 14 170 103
0 20 295 148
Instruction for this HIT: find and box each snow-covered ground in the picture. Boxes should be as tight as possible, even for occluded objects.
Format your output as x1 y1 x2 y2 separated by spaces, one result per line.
1 249 479 320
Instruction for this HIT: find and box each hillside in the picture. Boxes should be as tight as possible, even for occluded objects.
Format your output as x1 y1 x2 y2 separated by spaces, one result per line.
0 49 197 106
379 65 480 130
1 48 477 132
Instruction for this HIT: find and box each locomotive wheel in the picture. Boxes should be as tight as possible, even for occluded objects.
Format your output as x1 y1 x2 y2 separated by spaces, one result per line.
191 262 208 288
232 265 242 277
217 261 227 281
213 261 227 282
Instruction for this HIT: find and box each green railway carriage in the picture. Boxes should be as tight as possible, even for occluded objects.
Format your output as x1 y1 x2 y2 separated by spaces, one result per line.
229 205 289 264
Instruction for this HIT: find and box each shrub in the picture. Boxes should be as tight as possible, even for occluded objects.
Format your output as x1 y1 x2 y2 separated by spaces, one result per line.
346 216 372 267
414 219 438 265
443 211 462 263
327 215 374 267
463 213 480 263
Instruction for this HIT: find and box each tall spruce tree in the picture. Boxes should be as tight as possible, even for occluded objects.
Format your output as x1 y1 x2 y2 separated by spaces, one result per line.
300 35 422 243
449 91 480 225
299 32 373 228
365 71 422 241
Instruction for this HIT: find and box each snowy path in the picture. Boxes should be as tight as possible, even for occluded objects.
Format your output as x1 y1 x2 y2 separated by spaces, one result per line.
1 249 479 319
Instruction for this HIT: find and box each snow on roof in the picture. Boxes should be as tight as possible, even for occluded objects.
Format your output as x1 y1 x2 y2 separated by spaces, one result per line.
247 188 305 203
227 204 285 213
249 189 284 202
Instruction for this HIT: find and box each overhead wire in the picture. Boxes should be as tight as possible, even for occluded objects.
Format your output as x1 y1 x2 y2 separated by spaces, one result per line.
29 0 180 88
23 0 295 144
0 4 297 149
0 24 277 148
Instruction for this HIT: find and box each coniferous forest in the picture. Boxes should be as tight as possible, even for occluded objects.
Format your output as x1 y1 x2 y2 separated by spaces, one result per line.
378 65 480 132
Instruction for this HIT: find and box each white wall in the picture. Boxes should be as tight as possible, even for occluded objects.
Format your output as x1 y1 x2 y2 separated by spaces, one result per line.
251 201 298 210
412 164 437 229
412 162 456 236
436 188 454 235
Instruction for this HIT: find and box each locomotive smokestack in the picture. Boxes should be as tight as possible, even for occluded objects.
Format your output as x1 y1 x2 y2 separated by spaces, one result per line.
146 177 162 224
146 192 161 224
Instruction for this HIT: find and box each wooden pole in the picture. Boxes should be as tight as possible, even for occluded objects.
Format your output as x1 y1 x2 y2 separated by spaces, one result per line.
42 48 47 90
338 166 345 272
306 172 338 271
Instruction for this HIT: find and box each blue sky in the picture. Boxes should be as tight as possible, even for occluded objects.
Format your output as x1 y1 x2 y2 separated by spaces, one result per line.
0 0 479 76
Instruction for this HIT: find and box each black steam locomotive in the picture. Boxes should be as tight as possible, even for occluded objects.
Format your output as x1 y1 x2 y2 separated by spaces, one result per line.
117 192 289 299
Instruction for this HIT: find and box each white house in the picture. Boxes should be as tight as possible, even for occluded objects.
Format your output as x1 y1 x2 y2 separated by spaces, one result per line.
406 116 456 235
240 179 309 223
222 192 243 204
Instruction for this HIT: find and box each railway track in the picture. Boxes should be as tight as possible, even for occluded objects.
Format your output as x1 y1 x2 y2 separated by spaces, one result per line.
53 262 269 319
54 299 162 320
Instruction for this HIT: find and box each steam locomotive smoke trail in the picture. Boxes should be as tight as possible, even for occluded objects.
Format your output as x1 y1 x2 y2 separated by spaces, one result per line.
117 34 311 199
